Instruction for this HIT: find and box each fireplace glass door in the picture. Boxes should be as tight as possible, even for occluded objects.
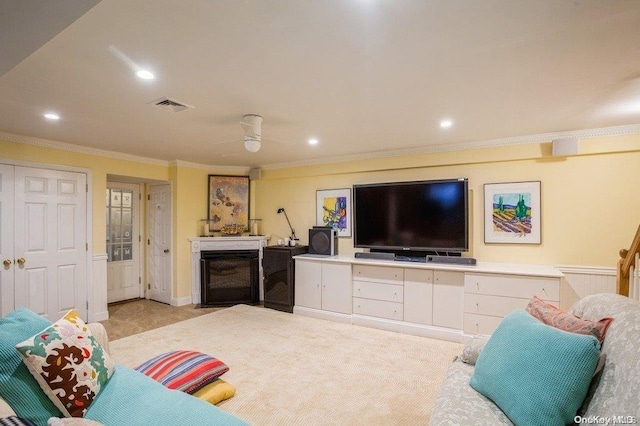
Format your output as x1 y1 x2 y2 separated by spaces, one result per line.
200 250 259 306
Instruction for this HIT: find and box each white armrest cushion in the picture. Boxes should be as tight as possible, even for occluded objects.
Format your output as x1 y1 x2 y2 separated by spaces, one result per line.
88 322 110 356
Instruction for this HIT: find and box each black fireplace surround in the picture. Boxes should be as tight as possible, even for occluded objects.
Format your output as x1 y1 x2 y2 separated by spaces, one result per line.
200 249 259 306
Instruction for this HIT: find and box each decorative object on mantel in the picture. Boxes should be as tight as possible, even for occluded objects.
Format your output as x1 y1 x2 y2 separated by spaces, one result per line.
199 219 216 237
220 224 245 236
208 175 250 233
277 208 297 244
484 181 541 244
249 219 262 236
316 188 352 237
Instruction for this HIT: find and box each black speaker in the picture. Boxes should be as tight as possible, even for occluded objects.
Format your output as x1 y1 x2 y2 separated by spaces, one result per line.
308 227 338 256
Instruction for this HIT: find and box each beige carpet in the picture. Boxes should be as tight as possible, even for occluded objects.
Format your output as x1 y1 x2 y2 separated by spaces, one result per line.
108 305 462 425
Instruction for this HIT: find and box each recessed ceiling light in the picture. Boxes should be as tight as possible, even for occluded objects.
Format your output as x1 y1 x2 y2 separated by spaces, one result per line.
136 69 155 80
44 113 60 120
440 119 453 128
308 138 319 145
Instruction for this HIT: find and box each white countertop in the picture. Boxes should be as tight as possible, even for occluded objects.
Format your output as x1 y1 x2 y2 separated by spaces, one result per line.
293 253 564 278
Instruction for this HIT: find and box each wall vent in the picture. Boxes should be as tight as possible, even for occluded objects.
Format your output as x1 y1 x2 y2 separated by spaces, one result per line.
149 97 194 113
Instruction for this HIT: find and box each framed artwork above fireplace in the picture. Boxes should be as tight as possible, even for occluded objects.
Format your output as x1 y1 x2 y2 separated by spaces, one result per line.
208 175 250 233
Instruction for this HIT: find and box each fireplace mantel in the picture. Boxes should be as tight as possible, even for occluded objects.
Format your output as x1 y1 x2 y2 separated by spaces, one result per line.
190 236 269 304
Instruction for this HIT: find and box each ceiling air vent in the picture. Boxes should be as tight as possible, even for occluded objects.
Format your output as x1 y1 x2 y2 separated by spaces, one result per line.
149 97 194 113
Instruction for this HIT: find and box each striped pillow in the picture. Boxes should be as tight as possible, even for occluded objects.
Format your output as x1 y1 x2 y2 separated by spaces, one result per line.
134 351 228 394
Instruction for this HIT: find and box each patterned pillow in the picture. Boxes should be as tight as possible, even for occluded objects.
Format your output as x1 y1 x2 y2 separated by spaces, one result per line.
15 310 115 418
526 296 613 343
134 350 229 394
0 416 37 426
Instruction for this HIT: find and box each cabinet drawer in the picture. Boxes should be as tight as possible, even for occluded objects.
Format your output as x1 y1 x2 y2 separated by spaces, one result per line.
464 273 559 301
353 281 403 303
434 270 464 286
353 297 403 321
404 268 433 284
353 265 403 284
464 313 503 335
464 294 557 317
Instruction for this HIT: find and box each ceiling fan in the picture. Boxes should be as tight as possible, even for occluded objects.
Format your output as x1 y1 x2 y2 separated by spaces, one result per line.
211 114 295 153
239 114 264 153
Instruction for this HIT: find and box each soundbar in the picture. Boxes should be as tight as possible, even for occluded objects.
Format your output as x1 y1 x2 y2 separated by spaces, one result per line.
354 252 396 260
427 255 477 265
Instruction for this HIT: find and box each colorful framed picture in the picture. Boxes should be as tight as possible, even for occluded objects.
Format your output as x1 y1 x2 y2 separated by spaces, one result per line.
484 181 541 244
208 175 250 233
316 188 352 238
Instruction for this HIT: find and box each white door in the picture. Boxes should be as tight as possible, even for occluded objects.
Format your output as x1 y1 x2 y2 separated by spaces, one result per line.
13 166 88 321
106 183 142 303
0 165 15 316
147 183 172 304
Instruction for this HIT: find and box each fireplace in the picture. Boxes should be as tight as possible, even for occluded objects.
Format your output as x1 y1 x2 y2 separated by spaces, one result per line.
200 249 259 306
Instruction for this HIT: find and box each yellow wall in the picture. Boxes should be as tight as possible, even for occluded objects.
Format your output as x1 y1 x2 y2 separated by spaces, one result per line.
254 134 640 267
3 133 640 306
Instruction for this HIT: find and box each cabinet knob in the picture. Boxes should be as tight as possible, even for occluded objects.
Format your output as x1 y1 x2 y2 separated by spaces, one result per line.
17 258 26 265
3 259 11 267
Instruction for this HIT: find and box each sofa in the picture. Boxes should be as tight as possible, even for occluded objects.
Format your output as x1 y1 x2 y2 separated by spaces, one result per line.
431 293 640 425
0 308 247 426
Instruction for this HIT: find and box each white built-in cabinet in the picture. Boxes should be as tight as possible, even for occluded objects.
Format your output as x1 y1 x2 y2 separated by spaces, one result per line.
463 273 560 335
294 254 562 342
294 258 352 322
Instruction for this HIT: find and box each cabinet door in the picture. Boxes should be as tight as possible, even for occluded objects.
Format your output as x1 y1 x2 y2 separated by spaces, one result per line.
403 268 433 325
432 270 464 329
321 263 352 314
294 259 321 309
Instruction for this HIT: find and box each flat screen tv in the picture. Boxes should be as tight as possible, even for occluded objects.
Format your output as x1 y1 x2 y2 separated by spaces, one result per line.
353 178 469 254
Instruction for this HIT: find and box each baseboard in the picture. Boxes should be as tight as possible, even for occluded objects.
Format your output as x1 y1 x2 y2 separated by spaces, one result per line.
90 311 109 322
171 296 193 307
351 314 466 343
293 306 352 324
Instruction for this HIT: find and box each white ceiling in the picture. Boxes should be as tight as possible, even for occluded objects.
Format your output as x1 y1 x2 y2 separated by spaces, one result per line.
1 0 639 168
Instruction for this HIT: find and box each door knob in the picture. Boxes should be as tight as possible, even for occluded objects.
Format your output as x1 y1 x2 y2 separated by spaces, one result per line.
17 258 26 265
163 249 170 254
3 259 11 266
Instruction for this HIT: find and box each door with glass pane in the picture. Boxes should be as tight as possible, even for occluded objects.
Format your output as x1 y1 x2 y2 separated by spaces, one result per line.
106 183 141 303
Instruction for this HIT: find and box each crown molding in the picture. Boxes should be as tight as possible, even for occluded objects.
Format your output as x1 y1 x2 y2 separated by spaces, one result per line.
261 123 640 170
3 123 640 172
0 131 170 166
169 160 251 174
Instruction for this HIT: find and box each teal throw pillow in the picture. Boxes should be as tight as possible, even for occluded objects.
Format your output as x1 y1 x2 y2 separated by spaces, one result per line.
0 308 62 424
470 309 600 426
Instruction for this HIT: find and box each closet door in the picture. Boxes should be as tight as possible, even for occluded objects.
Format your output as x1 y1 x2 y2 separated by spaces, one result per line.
0 165 15 316
13 167 88 321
